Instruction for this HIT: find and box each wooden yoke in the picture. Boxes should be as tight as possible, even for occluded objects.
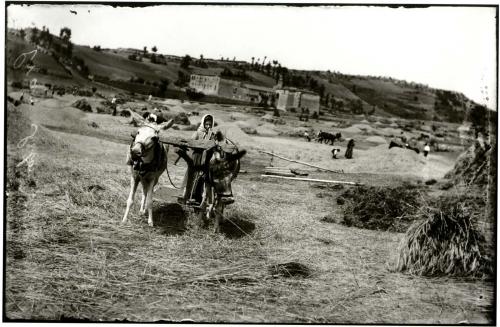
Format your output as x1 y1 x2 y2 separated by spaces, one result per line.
159 135 238 153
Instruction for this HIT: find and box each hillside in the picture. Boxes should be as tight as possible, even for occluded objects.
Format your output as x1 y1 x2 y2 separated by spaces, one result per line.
7 27 480 123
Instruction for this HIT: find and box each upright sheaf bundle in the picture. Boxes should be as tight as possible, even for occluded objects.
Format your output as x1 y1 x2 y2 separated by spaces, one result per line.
396 196 493 277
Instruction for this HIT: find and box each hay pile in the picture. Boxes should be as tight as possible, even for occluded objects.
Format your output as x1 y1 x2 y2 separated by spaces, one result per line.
72 99 92 112
348 144 426 175
339 184 421 232
396 195 493 277
282 126 310 138
256 124 279 137
170 105 187 113
261 114 285 125
444 139 491 186
352 124 374 133
339 126 362 134
377 127 403 137
365 136 387 144
164 112 190 125
216 123 254 146
235 120 258 135
230 112 250 121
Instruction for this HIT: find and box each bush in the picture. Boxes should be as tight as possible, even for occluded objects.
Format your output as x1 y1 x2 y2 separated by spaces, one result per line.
119 110 131 117
396 194 493 277
425 179 437 185
11 81 23 89
71 99 92 112
340 183 422 232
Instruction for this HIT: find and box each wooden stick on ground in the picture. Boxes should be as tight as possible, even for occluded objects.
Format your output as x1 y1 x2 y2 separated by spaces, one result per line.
258 150 344 174
261 174 362 185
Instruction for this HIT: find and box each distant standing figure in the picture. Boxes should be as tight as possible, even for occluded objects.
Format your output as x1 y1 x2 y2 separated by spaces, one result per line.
423 143 430 157
345 139 355 159
111 96 117 115
331 148 340 159
148 94 153 102
30 96 34 106
304 131 311 142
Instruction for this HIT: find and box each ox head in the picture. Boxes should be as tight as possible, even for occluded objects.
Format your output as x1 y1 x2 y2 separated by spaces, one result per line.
208 147 247 199
128 109 173 161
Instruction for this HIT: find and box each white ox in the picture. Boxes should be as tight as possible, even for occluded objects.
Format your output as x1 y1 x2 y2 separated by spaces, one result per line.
122 111 173 226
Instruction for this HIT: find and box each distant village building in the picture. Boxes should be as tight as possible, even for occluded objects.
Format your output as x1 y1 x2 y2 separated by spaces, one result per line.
189 73 320 110
189 73 274 104
272 76 320 114
189 74 220 96
275 87 320 114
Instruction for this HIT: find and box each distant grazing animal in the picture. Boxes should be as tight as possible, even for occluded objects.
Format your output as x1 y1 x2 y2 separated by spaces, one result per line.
70 10 77 15
317 131 342 145
122 112 174 227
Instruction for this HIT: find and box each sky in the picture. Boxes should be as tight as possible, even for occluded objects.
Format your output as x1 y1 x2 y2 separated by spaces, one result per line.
6 3 498 109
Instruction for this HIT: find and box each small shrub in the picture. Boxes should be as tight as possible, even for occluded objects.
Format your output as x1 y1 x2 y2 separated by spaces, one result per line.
11 81 23 89
71 99 92 112
119 110 131 117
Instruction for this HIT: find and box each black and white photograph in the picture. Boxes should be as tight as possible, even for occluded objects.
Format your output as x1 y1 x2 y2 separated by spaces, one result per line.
3 1 497 323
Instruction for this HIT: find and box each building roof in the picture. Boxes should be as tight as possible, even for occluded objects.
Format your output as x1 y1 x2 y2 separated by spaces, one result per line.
190 72 220 77
275 87 319 96
242 83 274 93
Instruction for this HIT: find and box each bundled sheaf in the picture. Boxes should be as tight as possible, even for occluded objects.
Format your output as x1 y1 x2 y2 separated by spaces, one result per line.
396 195 493 277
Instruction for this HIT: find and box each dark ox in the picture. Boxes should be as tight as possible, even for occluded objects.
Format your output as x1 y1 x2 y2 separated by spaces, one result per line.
177 134 246 232
317 131 342 145
203 147 246 232
207 148 246 199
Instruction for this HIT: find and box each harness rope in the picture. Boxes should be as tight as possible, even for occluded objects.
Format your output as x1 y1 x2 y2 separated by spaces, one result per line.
164 144 182 189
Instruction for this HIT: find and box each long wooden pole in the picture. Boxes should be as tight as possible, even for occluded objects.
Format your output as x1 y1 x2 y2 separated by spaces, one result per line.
258 150 344 174
261 174 361 185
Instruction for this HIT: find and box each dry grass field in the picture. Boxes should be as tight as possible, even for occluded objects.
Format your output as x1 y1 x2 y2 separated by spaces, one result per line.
5 90 494 323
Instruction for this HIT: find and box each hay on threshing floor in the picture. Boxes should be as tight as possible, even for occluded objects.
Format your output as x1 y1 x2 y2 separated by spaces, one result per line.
340 184 422 232
234 120 258 135
395 195 493 277
256 124 280 137
268 262 312 278
153 202 188 235
365 135 387 144
216 123 254 146
218 213 256 239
